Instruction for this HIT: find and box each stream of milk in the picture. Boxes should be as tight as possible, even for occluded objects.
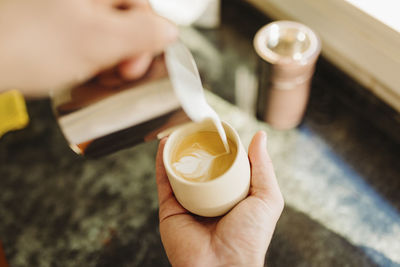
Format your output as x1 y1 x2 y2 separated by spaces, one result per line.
165 41 230 153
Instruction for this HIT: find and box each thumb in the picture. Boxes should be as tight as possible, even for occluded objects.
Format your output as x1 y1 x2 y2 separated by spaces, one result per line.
248 131 284 214
112 9 178 59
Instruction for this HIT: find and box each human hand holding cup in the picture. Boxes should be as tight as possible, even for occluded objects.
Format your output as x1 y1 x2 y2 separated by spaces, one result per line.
156 130 285 266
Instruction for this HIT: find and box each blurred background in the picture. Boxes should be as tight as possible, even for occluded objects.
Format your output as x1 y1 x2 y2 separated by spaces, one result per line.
0 0 399 266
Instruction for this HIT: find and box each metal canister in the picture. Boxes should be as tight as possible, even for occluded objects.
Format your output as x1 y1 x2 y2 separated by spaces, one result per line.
254 21 321 130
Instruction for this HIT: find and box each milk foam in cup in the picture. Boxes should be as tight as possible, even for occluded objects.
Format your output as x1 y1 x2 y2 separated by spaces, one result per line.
171 131 237 182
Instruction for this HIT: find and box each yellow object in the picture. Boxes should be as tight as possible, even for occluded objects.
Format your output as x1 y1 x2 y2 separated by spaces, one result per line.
0 90 29 138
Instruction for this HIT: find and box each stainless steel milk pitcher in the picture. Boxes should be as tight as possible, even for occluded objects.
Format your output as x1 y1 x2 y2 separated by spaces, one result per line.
51 55 190 157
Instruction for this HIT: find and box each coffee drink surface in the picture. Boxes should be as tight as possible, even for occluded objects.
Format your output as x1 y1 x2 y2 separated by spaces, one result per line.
171 131 237 182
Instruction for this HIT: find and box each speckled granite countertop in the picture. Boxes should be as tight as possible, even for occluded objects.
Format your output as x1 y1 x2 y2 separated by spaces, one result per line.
1 1 400 266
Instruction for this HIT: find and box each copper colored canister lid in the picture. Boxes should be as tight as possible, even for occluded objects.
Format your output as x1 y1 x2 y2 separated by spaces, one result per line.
254 20 321 68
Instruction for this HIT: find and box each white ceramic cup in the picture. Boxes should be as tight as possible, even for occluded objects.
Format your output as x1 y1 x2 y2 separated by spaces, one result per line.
163 120 251 217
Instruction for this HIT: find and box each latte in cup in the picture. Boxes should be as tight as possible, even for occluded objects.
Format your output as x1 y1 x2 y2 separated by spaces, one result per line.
171 131 237 182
